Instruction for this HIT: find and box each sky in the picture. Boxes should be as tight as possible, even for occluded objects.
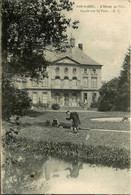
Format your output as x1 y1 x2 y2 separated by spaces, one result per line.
65 0 131 81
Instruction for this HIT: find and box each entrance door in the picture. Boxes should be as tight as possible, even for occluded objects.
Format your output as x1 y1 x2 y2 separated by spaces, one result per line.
55 93 60 103
64 94 69 106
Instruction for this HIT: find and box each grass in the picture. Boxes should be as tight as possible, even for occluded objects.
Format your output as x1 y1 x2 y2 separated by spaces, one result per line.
2 110 130 169
5 137 130 169
22 110 130 131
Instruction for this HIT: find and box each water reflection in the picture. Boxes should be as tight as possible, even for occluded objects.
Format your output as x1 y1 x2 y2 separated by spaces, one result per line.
65 161 83 178
2 152 130 194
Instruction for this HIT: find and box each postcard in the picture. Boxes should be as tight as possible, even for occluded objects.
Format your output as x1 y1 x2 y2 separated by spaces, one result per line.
1 0 130 194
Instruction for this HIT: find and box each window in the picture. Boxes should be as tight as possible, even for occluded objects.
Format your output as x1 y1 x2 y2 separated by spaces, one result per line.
72 77 77 86
72 93 77 106
43 92 47 103
84 68 87 73
55 76 60 87
64 67 68 74
84 93 88 103
91 77 97 88
64 76 69 88
73 68 77 74
56 67 59 73
92 93 97 103
32 92 37 104
92 69 96 74
64 93 69 106
43 77 48 86
55 93 60 103
83 77 88 87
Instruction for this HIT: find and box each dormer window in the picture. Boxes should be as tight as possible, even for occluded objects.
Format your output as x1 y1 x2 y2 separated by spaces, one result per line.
56 67 59 73
64 67 68 74
73 68 77 74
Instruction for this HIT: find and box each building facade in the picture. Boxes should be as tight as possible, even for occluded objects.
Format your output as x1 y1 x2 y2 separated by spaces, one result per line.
21 40 103 108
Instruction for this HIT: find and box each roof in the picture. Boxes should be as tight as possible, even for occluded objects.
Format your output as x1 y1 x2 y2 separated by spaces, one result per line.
44 46 102 66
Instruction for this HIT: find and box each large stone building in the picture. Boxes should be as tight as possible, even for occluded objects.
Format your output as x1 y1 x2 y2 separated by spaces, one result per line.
20 38 103 108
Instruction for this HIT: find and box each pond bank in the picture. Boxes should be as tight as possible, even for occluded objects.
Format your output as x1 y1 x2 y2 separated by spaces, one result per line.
2 145 130 194
5 136 130 169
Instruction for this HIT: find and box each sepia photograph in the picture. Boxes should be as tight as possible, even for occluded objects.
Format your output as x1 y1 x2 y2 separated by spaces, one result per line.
1 0 130 194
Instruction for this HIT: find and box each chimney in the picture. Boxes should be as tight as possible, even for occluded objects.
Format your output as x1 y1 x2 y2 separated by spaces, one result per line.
78 43 83 51
70 37 75 47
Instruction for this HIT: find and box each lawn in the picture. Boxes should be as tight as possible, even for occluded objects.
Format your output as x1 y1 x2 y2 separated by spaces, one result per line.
3 111 130 149
23 110 130 131
2 110 130 169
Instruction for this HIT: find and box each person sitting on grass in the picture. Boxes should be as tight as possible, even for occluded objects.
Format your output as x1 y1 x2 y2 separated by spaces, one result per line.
52 117 60 127
65 110 81 133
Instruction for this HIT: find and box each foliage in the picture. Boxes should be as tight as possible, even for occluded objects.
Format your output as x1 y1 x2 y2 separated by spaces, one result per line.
4 137 130 169
98 48 130 112
33 102 49 109
78 101 85 109
2 76 32 120
90 101 98 108
7 53 49 79
52 103 60 110
115 48 130 111
2 0 79 77
2 132 48 194
2 0 78 118
98 78 119 111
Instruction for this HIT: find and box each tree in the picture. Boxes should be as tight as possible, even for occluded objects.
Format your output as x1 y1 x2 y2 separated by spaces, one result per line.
98 78 119 111
98 48 130 112
115 48 130 111
2 0 79 77
2 0 79 119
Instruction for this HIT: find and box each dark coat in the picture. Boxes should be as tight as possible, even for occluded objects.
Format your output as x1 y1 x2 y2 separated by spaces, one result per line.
66 112 81 127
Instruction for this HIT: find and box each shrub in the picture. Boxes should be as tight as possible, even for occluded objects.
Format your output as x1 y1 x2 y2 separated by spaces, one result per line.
90 101 98 108
97 78 119 111
2 79 32 120
52 103 60 110
98 97 113 111
78 101 84 109
33 102 49 109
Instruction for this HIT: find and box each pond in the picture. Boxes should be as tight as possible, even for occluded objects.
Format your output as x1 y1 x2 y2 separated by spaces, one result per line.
91 117 131 122
2 152 130 194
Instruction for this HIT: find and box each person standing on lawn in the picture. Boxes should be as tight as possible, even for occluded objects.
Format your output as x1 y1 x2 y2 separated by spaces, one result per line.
65 110 81 133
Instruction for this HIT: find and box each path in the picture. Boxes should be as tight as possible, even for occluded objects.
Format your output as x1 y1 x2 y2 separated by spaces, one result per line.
90 128 130 133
